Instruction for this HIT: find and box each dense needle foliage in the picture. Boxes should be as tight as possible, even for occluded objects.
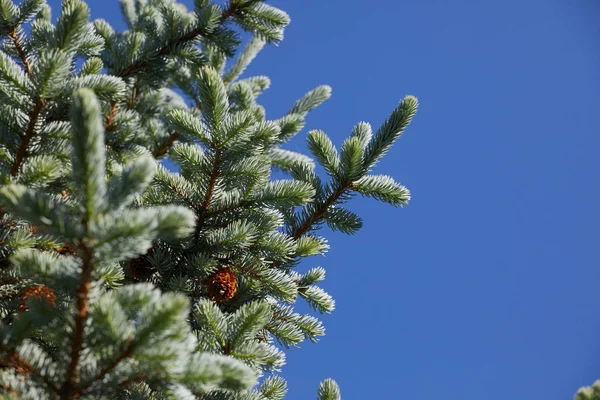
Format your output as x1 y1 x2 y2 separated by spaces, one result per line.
0 0 420 398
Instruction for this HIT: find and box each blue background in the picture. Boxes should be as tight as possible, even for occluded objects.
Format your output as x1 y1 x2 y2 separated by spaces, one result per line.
58 0 600 398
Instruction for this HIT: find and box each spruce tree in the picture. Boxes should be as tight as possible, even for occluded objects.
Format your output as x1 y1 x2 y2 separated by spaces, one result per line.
0 0 418 398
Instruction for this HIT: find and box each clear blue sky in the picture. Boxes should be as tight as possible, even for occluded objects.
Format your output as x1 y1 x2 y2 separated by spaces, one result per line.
61 0 600 398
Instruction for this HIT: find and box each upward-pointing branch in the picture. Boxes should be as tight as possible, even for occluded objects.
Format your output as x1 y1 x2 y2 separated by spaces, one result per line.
7 28 32 77
8 27 42 177
10 98 46 176
292 184 350 240
59 242 94 399
193 147 222 243
116 3 241 79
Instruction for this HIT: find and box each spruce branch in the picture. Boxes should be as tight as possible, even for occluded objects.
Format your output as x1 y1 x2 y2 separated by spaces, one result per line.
1 350 60 393
115 2 242 80
10 98 46 176
71 339 135 396
201 147 221 213
7 28 32 77
292 184 348 240
60 242 93 399
291 97 418 240
193 145 222 243
118 373 149 387
104 100 118 131
317 378 341 400
153 131 181 158
170 181 200 212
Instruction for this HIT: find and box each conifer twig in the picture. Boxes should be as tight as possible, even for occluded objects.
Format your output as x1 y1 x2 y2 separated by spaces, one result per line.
10 98 46 176
7 28 32 77
60 243 93 399
153 132 181 158
8 28 44 177
292 184 350 240
119 373 149 387
105 101 118 131
72 340 134 396
193 147 222 243
2 351 60 393
116 2 242 79
201 148 221 212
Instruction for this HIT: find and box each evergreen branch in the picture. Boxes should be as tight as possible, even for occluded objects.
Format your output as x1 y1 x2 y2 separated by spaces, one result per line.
72 339 134 396
115 3 241 79
49 94 118 131
10 98 46 176
236 263 260 278
59 242 93 399
104 100 118 131
194 147 222 242
2 351 60 394
292 184 349 240
119 373 149 387
7 28 32 77
153 132 180 158
318 378 341 400
202 148 221 212
0 384 17 398
170 182 199 212
208 199 249 218
156 168 200 211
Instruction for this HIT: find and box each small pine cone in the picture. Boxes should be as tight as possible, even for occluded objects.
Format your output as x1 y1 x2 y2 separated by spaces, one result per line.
18 285 56 313
28 225 38 235
206 267 237 302
129 248 155 280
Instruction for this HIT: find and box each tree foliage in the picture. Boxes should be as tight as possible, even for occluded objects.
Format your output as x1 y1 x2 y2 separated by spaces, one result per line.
0 0 419 398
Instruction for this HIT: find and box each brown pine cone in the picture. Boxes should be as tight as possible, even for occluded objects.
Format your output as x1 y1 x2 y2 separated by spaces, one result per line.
205 267 237 302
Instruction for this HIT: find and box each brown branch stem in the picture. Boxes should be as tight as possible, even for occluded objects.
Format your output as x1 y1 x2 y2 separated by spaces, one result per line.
10 98 46 176
59 243 94 399
8 28 32 77
292 184 350 240
104 101 118 131
153 132 180 158
193 147 221 243
201 148 221 212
